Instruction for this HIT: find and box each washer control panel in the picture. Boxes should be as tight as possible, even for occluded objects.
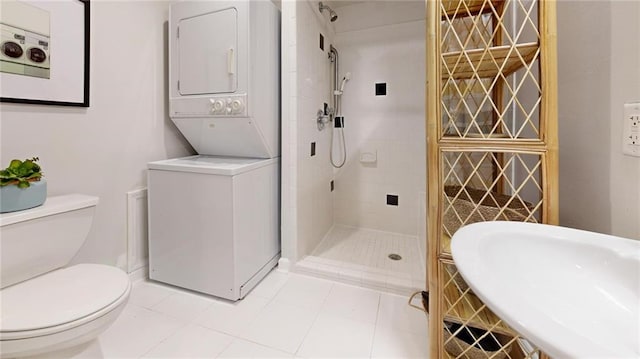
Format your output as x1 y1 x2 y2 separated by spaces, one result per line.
171 94 248 118
209 94 247 116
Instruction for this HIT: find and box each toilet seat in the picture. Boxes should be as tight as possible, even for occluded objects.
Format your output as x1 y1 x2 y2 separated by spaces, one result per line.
0 263 130 341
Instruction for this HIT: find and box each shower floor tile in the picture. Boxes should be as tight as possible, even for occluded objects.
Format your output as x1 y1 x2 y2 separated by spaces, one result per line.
296 225 426 295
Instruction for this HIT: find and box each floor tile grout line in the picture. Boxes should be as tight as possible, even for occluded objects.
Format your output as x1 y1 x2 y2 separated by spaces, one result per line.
138 289 177 311
229 271 292 346
259 270 291 307
145 298 216 325
135 307 192 359
369 290 384 358
214 336 240 359
292 280 336 356
232 272 337 356
119 270 428 359
214 336 290 358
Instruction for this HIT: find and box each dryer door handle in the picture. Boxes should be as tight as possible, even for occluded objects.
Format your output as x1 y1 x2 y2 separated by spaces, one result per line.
227 48 235 75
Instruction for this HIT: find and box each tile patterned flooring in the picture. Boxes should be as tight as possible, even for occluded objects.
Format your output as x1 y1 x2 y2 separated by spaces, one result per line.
296 226 426 295
28 270 429 358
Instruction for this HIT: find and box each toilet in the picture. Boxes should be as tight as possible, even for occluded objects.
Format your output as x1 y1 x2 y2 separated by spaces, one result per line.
0 194 131 358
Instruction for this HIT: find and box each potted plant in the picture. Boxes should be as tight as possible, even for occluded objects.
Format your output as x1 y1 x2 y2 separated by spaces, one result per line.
0 157 46 213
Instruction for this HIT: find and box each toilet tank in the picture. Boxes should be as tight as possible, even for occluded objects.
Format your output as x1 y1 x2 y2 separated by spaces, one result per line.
0 194 99 289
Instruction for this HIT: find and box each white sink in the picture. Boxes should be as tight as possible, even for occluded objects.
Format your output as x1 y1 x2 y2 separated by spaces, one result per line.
451 221 640 359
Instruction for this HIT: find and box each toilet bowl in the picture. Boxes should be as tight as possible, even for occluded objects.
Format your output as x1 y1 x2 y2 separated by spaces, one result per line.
0 195 131 358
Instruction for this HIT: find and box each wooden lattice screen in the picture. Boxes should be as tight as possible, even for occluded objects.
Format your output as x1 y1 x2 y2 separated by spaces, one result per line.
426 0 558 357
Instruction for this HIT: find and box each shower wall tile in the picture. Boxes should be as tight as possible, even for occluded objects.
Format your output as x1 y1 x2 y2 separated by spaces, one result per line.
293 0 336 259
289 45 297 72
281 0 297 263
289 18 297 45
333 16 426 235
289 77 297 100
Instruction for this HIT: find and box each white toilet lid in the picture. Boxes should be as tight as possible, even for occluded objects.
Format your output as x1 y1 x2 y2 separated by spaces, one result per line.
0 264 130 332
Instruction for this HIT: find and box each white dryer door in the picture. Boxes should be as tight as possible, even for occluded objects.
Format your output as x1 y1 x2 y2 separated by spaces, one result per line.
177 8 238 95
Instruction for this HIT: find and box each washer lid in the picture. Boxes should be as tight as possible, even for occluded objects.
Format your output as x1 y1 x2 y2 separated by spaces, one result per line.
147 155 279 175
0 264 130 333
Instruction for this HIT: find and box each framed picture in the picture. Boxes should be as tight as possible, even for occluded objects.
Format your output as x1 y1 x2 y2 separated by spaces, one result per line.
0 0 90 107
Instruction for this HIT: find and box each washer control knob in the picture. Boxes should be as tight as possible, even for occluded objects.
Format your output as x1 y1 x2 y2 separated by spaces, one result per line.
211 100 224 113
231 99 244 113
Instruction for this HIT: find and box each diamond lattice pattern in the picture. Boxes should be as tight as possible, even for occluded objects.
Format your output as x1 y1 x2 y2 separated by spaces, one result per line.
440 0 542 139
441 150 543 240
440 260 543 359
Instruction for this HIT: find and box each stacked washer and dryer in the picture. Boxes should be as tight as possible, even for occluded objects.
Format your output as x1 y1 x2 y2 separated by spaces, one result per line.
147 0 281 301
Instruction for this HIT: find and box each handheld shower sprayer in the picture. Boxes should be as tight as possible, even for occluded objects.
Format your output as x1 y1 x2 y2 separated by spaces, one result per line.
340 72 351 92
334 72 351 96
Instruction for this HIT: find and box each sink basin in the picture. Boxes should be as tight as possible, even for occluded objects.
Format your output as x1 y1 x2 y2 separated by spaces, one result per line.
451 221 640 359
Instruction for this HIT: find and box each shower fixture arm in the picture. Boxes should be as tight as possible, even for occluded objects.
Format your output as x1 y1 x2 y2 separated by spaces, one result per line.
329 45 340 121
326 44 347 168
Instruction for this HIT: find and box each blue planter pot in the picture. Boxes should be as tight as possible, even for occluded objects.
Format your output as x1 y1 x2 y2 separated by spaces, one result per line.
0 180 47 213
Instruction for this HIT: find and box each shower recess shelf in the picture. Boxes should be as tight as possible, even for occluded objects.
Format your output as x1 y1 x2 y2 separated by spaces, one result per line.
441 0 505 19
441 42 539 80
442 261 516 337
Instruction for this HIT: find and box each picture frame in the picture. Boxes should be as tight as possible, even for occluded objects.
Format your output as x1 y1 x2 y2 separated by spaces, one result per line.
0 0 90 107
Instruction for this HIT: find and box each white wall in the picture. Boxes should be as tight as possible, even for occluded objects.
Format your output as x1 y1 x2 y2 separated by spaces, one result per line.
333 1 425 33
0 1 194 268
557 0 640 239
284 1 336 260
609 0 640 240
332 1 426 235
280 0 296 266
557 1 612 234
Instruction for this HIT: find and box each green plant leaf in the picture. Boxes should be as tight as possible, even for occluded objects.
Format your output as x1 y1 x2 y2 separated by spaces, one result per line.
8 160 22 169
1 158 43 187
21 160 35 171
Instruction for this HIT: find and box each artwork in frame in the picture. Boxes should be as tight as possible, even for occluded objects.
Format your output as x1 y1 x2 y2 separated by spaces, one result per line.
0 0 89 107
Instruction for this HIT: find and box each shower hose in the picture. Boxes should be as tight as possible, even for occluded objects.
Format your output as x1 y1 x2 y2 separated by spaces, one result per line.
331 94 346 168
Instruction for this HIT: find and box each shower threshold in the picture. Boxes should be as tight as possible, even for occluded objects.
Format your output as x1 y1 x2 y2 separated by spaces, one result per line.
295 225 426 295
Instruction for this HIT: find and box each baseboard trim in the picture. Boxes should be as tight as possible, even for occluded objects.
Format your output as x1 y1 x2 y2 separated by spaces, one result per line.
128 266 149 283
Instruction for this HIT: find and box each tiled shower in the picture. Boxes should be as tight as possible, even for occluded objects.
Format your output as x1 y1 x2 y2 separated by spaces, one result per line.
281 0 427 294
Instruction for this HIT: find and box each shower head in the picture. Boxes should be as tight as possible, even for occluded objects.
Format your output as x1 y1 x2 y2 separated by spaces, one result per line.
319 2 338 22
